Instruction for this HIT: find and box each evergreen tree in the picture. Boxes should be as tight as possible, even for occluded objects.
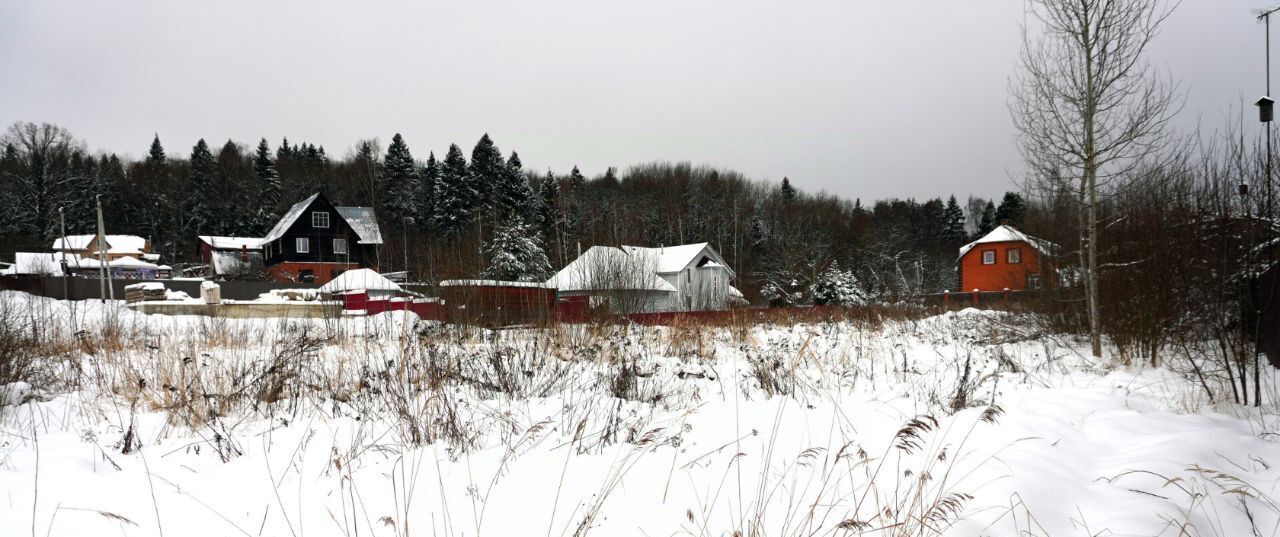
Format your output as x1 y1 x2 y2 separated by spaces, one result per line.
536 169 559 240
253 138 282 230
468 133 504 214
565 165 587 237
810 262 867 306
381 133 420 226
432 143 472 236
147 134 166 166
417 151 438 231
494 151 533 219
977 201 997 237
187 139 217 234
942 195 967 245
780 177 797 203
353 140 381 207
994 191 1027 227
481 216 552 282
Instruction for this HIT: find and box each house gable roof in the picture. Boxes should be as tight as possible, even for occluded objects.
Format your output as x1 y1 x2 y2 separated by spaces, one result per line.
260 194 384 246
958 225 1057 259
620 242 735 278
545 246 679 293
198 236 263 250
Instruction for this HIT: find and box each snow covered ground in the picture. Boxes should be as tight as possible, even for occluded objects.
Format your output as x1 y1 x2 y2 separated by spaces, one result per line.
1 291 1278 536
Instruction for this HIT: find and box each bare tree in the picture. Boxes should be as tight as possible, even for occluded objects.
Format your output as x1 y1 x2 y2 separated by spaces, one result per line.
0 122 86 238
1011 0 1182 357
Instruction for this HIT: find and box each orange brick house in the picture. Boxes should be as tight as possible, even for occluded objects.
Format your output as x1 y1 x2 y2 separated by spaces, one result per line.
957 225 1057 292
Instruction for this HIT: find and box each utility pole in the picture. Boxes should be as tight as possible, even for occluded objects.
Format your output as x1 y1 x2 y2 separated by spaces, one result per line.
96 195 114 302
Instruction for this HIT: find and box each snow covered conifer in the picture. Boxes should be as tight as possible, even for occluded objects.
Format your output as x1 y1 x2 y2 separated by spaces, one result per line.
780 177 797 203
494 151 534 220
432 143 472 236
147 134 166 166
468 133 504 213
481 216 552 282
254 138 281 211
810 262 867 306
381 133 420 226
187 139 217 234
417 151 438 230
942 195 967 245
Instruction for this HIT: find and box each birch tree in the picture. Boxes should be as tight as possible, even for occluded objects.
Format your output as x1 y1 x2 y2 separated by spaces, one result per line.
1011 0 1181 357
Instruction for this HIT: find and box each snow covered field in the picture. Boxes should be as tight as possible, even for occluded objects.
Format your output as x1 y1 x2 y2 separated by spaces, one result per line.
1 291 1278 537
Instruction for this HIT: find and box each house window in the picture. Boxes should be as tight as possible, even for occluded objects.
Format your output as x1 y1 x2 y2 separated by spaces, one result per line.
1028 273 1043 289
333 238 348 255
296 237 310 253
312 211 329 228
299 269 315 283
1007 248 1022 264
982 250 995 264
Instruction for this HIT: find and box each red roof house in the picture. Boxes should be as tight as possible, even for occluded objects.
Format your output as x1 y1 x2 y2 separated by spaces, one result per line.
957 225 1057 292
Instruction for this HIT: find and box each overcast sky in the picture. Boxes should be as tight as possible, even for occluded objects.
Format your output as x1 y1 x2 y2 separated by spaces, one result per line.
0 1 1266 202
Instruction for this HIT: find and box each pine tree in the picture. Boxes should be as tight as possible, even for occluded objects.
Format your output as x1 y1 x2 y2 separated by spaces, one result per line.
254 138 282 230
565 165 587 238
977 201 997 237
494 151 533 220
468 133 504 214
481 216 552 282
536 169 559 240
780 177 797 203
942 195 967 245
432 143 472 236
381 133 420 226
187 139 217 235
994 191 1027 227
810 262 867 306
417 151 438 231
147 134 166 166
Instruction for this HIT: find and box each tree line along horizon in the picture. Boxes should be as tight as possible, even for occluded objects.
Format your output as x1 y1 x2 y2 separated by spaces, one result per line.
0 120 1034 300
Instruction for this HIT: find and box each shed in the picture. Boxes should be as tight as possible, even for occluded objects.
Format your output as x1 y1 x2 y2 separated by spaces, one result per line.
318 268 401 299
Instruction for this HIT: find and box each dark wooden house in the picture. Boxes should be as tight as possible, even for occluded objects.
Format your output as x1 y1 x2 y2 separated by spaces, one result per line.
259 193 382 284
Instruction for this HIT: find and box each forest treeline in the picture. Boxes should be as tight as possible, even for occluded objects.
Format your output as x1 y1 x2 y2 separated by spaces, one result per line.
0 121 1031 300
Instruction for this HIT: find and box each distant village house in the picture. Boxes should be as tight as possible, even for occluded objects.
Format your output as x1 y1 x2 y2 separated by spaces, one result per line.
957 225 1057 292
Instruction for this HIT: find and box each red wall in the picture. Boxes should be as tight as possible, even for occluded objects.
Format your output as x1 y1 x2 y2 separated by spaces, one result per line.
268 262 359 284
958 240 1049 292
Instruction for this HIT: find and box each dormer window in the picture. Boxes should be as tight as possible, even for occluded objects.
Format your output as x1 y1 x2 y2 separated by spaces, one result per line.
312 211 329 228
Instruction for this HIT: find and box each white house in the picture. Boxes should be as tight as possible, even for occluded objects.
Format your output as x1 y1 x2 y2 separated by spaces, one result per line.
52 234 158 262
546 242 742 313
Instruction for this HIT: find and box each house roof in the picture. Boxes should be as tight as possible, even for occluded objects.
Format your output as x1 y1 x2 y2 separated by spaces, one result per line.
620 242 736 278
261 193 321 244
334 206 383 245
9 252 88 275
958 225 1058 259
52 234 148 254
198 236 263 250
545 246 679 293
318 268 402 293
259 194 384 246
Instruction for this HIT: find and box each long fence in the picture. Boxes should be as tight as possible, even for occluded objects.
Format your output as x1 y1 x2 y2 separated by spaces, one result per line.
0 275 321 301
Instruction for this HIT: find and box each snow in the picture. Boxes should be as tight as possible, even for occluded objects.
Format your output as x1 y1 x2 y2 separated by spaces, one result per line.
1 294 1279 536
439 279 554 288
317 268 401 293
51 234 148 255
621 242 735 276
334 206 384 245
958 224 1058 258
197 236 263 250
8 252 91 275
123 282 165 291
545 245 679 292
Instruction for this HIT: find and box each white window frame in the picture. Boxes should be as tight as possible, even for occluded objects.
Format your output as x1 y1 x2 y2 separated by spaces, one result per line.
312 211 330 228
296 237 310 253
333 238 348 255
1007 248 1022 264
981 250 995 265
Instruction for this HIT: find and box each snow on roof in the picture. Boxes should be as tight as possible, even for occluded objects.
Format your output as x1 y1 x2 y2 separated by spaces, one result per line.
52 234 148 254
198 236 263 250
319 268 402 293
11 252 89 275
439 279 555 289
335 206 383 245
546 246 679 293
958 225 1058 258
211 250 264 276
107 256 159 269
619 242 736 278
262 193 321 244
